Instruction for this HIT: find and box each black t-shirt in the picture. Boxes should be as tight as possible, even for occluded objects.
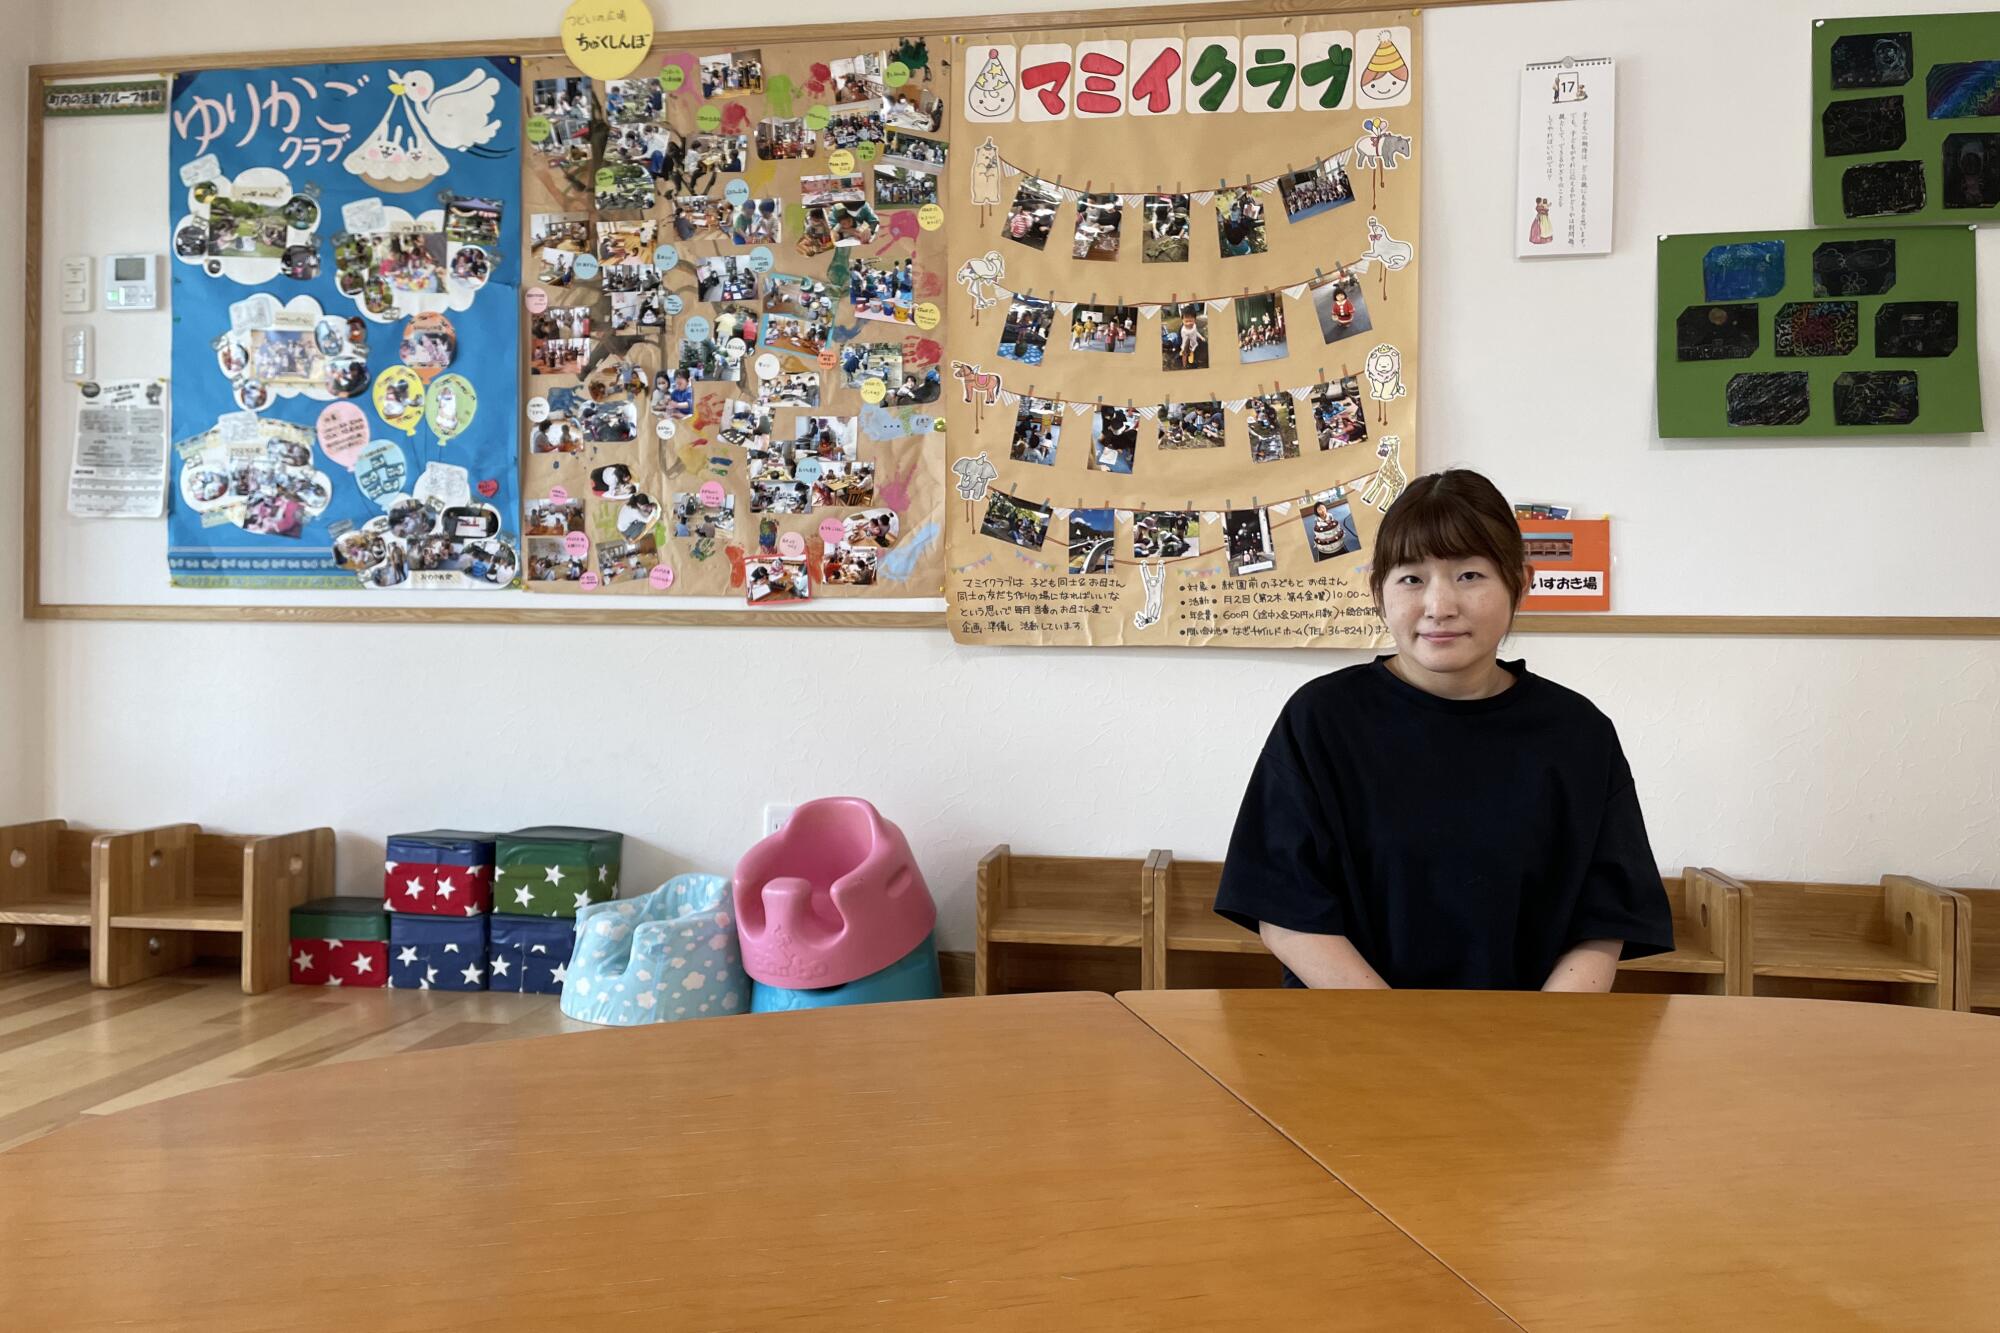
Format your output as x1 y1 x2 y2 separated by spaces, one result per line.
1215 657 1674 989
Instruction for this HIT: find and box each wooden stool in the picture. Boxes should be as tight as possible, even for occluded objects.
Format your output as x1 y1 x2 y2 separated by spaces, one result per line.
974 846 1153 996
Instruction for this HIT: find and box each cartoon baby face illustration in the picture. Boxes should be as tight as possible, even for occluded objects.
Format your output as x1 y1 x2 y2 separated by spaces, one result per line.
1359 31 1410 102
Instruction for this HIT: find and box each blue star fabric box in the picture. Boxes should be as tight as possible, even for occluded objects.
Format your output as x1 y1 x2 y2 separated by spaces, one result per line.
388 913 491 991
488 914 576 995
386 830 498 868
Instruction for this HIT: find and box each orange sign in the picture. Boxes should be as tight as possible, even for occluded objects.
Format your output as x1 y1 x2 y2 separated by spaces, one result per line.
1519 517 1610 612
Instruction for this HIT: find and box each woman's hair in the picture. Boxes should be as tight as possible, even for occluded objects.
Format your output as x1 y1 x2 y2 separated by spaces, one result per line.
1368 468 1529 608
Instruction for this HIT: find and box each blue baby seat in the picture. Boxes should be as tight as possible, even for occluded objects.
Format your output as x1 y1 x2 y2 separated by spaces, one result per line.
559 874 753 1026
750 931 942 1013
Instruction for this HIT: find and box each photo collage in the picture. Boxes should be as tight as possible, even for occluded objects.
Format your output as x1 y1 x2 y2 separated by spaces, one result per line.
167 56 522 592
944 23 1421 646
520 37 947 602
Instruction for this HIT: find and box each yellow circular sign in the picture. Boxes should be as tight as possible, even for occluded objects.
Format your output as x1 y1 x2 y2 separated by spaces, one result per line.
918 203 945 232
561 0 655 81
913 301 941 330
827 148 856 175
860 377 888 405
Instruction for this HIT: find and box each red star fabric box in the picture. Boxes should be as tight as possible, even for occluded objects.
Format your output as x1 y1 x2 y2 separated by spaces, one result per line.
289 896 390 988
384 830 498 917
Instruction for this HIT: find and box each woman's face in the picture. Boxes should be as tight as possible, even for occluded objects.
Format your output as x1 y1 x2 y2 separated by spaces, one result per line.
1378 554 1524 679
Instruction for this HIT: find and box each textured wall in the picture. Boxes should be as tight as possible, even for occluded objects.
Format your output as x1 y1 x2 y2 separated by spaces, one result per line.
36 625 2000 948
0 0 47 816
18 0 2000 950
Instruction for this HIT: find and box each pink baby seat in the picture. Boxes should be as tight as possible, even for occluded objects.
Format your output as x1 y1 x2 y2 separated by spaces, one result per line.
733 797 935 988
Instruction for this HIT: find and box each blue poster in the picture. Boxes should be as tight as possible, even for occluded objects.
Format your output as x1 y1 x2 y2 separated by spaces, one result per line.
167 59 522 589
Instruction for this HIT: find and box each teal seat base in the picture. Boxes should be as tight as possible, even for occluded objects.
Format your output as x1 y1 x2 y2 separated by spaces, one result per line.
751 932 941 1013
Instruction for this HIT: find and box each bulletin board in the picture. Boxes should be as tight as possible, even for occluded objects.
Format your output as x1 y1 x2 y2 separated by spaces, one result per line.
941 13 1418 647
24 0 2000 636
165 57 525 591
514 38 947 604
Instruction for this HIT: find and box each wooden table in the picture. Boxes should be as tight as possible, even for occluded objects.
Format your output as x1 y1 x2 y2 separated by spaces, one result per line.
1122 988 2000 1330
0 992 1506 1331
8 988 1997 1330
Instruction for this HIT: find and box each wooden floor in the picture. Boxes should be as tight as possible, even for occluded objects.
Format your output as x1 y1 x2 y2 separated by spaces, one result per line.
0 962 600 1152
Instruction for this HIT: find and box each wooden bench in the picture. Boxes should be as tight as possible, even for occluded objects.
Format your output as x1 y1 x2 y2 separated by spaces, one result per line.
1711 872 1968 1011
974 845 1154 996
1612 869 1746 996
0 819 333 994
1 820 119 973
1961 888 2000 1013
974 846 1974 1012
96 824 333 994
1160 862 1741 994
1146 854 1282 989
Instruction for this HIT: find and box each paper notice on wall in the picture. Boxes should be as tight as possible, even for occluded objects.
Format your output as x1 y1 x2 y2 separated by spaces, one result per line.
69 379 169 518
1517 57 1615 256
1519 516 1610 611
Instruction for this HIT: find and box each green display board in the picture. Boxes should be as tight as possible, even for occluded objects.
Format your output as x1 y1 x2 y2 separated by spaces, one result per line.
1656 227 1980 438
1813 13 2000 226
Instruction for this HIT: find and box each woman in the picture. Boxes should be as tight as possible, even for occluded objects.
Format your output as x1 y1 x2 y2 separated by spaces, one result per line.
1215 469 1673 991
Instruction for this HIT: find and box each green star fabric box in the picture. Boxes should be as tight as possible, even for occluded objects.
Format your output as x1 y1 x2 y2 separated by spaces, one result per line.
495 826 623 918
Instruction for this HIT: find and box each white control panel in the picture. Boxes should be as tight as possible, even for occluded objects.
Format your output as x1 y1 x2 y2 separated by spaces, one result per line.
103 253 158 310
60 256 91 312
62 324 94 381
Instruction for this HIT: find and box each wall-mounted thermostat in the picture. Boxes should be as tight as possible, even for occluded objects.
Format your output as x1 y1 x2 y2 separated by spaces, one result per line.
103 253 159 310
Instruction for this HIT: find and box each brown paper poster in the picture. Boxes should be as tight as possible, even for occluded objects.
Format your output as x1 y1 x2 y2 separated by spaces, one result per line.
521 38 947 603
943 16 1420 646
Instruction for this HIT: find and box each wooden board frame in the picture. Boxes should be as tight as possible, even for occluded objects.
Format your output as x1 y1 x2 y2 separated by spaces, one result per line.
21 0 2000 635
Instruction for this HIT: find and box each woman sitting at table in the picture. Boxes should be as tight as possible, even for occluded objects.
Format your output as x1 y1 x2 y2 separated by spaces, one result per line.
1215 468 1673 991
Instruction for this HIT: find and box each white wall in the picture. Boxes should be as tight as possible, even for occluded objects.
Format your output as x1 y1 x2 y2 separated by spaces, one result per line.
17 0 2000 950
0 0 48 816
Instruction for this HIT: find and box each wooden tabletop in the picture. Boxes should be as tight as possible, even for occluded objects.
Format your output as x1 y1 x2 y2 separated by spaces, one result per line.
1121 988 2000 1331
0 992 1507 1332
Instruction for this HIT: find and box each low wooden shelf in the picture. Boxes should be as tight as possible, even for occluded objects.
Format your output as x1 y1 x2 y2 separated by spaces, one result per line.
2 820 128 971
975 846 1154 995
96 824 333 994
1611 869 1744 996
1148 855 1282 990
973 844 1982 1012
1962 888 2000 1012
1726 873 1966 1009
1 819 335 992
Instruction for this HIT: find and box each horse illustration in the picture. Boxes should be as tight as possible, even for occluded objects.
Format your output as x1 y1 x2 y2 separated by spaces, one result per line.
951 361 1002 433
952 360 1002 405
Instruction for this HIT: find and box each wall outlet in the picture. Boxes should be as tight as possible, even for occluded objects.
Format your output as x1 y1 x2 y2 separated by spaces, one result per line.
761 803 796 839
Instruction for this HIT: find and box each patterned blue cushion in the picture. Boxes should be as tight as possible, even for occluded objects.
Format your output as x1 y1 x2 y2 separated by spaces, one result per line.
558 874 751 1026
